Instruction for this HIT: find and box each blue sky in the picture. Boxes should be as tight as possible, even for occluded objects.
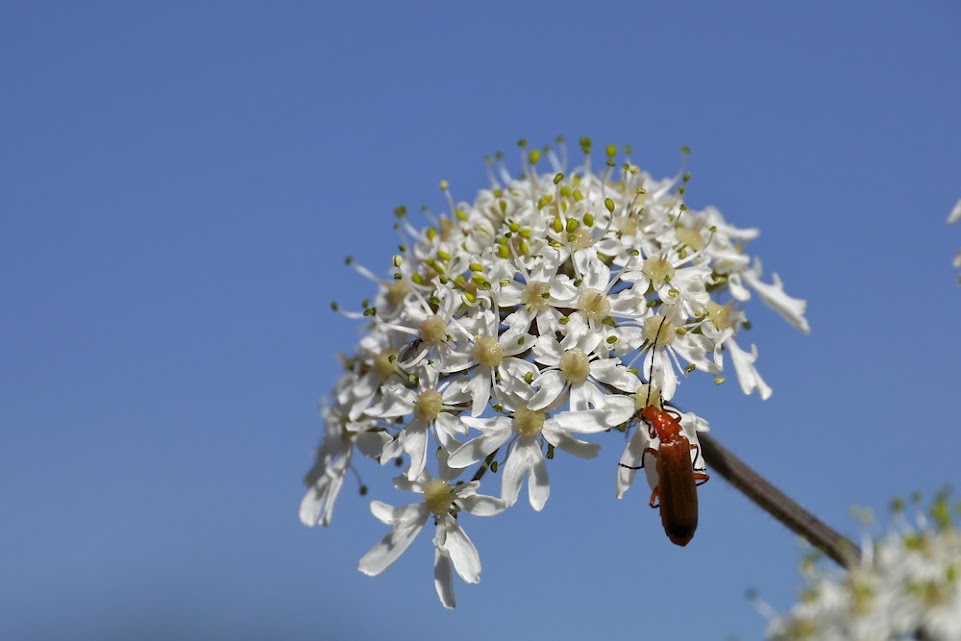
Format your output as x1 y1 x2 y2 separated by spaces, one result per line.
2 2 960 639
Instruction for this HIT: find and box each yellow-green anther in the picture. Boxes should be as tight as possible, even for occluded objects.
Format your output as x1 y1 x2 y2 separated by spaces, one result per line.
742 320 752 330
455 209 468 221
529 149 541 165
412 273 424 285
330 302 339 311
579 137 592 154
709 225 717 233
679 203 687 211
683 171 691 183
553 172 564 184
453 275 466 287
439 180 449 191
560 185 572 198
565 218 578 233
559 316 569 325
573 190 584 202
363 308 375 316
524 371 534 384
675 325 687 335
437 250 451 261
537 195 552 210
518 139 528 148
497 244 510 259
714 376 726 385
471 273 490 287
646 300 658 308
685 363 697 373
606 335 617 344
508 222 520 233
552 216 564 233
668 287 680 298
604 197 615 213
636 188 647 195
606 159 615 167
463 292 476 304
426 227 437 241
624 144 633 155
605 144 617 158
499 200 508 214
490 461 499 473
469 262 483 272
681 146 691 155
518 228 531 239
583 212 595 227
394 205 407 218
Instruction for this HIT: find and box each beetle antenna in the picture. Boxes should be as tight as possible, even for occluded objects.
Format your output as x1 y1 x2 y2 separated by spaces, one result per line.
646 316 667 410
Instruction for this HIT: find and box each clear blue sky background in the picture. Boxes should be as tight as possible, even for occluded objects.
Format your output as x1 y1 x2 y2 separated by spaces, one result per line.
3 2 960 640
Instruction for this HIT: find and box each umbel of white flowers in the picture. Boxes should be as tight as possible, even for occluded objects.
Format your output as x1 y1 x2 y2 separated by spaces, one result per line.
300 138 810 608
759 493 961 641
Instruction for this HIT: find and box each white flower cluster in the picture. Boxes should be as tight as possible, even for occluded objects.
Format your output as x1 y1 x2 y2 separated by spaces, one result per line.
763 495 961 641
300 138 809 607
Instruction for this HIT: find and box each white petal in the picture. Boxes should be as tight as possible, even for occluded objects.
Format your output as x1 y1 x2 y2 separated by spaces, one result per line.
616 429 650 499
527 448 550 511
438 516 482 583
358 513 427 576
433 547 456 609
447 428 511 468
403 420 429 481
552 399 634 433
500 440 537 507
543 424 601 459
727 339 773 400
369 500 425 526
459 493 507 517
744 264 810 334
527 370 566 411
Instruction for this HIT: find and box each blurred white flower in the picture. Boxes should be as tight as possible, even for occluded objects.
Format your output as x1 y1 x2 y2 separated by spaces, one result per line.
762 493 961 641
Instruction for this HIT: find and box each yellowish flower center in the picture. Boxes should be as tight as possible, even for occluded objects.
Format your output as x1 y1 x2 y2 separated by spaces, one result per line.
558 349 590 386
570 227 593 250
423 479 455 516
385 281 410 309
413 389 443 423
643 315 676 347
512 405 546 438
419 314 447 346
521 280 551 312
642 255 676 286
473 335 504 368
635 383 663 409
577 288 611 324
372 350 399 379
675 225 706 251
706 301 733 331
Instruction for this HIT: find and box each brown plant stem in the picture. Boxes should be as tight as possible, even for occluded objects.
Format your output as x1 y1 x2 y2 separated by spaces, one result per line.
699 432 861 570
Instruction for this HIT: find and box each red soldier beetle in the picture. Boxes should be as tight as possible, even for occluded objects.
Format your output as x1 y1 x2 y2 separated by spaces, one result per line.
621 317 710 546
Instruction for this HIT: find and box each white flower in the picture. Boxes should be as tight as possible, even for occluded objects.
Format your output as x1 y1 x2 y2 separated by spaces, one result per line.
368 366 471 480
300 397 390 527
448 386 633 510
762 494 961 641
357 464 506 609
